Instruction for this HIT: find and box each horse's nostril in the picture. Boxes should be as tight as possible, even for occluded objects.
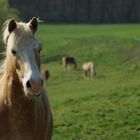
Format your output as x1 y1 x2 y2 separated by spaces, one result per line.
26 80 32 89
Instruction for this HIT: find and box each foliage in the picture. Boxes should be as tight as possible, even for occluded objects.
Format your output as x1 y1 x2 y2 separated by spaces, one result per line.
0 0 19 49
38 24 140 140
0 0 19 32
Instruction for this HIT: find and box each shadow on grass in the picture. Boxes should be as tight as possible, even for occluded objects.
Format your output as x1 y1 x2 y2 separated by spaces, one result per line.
42 54 64 63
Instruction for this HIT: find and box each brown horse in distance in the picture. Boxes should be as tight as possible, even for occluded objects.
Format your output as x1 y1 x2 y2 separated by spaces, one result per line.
62 56 77 70
41 69 50 81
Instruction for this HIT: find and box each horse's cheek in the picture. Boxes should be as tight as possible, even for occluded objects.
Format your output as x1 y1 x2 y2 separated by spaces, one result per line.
16 60 25 80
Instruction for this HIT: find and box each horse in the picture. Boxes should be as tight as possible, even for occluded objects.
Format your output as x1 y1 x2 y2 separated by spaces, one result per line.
41 69 50 81
0 17 53 140
82 62 96 79
62 56 77 70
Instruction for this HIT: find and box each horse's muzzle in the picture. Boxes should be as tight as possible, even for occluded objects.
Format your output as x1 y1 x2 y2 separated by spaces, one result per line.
26 79 43 95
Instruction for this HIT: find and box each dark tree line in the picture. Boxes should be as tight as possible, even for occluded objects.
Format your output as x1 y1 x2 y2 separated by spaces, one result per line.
9 0 140 23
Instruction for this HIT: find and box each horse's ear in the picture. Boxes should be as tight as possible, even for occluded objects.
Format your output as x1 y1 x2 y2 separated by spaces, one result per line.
8 19 17 33
29 17 38 34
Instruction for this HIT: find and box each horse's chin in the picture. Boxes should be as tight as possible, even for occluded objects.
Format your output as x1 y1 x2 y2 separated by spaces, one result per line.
25 89 41 97
28 93 41 97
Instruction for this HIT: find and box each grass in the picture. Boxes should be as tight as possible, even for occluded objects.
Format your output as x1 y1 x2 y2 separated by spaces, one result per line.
38 24 140 140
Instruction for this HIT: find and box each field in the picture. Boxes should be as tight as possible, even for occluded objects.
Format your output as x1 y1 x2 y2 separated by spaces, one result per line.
38 24 140 140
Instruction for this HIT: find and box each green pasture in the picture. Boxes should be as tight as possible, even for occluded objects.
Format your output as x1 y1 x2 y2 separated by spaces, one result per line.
38 24 140 140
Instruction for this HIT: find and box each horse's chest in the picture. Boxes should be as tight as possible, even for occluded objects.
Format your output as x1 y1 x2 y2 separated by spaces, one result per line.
0 108 10 139
9 106 35 139
0 105 35 140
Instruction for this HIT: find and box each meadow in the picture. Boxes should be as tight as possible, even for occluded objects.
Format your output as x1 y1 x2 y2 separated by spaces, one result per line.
38 24 140 140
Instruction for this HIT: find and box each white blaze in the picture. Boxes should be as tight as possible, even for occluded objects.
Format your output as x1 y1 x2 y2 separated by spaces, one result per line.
18 38 41 95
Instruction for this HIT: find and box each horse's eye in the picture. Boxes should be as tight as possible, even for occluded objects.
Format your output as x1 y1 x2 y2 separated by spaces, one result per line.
11 49 17 56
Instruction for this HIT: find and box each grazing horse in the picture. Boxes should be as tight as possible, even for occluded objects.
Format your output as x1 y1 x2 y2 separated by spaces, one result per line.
0 18 53 140
82 62 96 79
41 69 50 81
62 56 77 70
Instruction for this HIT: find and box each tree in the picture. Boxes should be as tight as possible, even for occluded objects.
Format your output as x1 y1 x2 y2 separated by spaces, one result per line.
0 0 19 49
0 0 19 25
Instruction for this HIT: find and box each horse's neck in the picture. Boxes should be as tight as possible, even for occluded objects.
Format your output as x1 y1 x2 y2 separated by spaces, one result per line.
0 72 35 127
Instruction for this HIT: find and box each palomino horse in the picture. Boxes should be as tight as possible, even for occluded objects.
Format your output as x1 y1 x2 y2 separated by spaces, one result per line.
62 56 77 70
82 62 96 79
0 18 53 140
